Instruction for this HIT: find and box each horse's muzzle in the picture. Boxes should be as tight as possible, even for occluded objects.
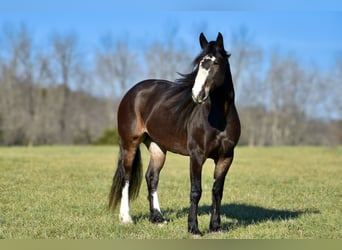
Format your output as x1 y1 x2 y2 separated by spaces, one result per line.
192 91 209 104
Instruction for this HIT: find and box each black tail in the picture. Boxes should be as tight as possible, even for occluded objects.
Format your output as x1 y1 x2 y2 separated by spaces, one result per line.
109 146 143 210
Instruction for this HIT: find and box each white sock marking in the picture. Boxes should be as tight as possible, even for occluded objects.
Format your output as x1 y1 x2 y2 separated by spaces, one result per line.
152 191 161 213
119 181 133 223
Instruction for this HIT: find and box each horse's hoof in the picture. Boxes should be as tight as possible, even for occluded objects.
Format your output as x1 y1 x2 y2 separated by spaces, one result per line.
188 228 203 237
150 210 167 224
119 214 133 224
209 224 222 233
157 220 168 228
210 228 222 234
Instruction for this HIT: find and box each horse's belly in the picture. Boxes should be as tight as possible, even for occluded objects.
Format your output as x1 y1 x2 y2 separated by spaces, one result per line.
145 122 189 156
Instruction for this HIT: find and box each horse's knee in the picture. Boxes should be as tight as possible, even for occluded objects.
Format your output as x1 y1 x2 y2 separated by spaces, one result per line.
212 181 224 199
190 188 202 203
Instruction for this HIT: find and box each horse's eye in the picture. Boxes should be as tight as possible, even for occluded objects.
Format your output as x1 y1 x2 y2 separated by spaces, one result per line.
213 60 219 65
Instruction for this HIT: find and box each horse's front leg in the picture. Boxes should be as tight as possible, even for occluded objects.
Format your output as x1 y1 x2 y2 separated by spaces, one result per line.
210 154 234 232
188 154 205 235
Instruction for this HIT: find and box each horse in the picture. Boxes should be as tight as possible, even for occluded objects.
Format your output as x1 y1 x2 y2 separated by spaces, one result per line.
109 32 240 235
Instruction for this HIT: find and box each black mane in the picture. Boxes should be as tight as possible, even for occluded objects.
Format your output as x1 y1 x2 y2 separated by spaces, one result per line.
163 66 198 134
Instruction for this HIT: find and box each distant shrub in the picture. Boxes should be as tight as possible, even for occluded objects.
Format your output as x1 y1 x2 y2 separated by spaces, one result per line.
73 129 92 145
94 128 119 145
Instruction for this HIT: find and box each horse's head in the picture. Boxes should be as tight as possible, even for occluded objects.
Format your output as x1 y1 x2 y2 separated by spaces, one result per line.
192 32 230 104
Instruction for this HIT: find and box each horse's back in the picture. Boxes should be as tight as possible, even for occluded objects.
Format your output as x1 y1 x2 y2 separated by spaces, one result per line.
120 79 172 103
117 79 190 154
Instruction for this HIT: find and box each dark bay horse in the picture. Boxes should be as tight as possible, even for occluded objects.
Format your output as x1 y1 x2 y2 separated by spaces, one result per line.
109 32 240 235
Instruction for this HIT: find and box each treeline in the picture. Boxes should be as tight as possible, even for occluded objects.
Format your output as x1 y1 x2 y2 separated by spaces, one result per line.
232 28 342 146
0 24 341 146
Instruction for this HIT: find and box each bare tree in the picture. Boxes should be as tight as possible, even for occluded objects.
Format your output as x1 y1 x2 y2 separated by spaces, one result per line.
327 58 342 120
49 32 81 143
229 26 265 145
96 34 142 97
263 53 323 145
144 42 192 80
0 24 36 145
95 34 142 127
325 58 342 146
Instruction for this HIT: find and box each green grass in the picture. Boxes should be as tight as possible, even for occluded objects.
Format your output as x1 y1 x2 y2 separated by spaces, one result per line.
0 146 341 239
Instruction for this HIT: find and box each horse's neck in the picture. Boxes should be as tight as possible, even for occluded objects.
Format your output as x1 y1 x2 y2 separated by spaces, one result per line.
205 83 233 131
211 80 234 107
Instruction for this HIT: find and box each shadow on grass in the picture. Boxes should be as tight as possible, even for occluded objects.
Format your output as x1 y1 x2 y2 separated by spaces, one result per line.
152 203 320 232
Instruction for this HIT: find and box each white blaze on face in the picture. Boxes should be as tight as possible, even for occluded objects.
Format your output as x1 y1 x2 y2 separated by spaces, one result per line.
192 55 216 101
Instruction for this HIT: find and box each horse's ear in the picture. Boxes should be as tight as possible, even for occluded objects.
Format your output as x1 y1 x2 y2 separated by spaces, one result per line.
199 32 208 49
216 32 224 48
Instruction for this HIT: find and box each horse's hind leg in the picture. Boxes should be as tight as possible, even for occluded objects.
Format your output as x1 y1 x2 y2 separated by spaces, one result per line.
144 139 167 224
110 129 144 224
118 143 140 224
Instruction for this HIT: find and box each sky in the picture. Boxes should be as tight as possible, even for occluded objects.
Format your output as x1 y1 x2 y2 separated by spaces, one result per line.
0 0 341 72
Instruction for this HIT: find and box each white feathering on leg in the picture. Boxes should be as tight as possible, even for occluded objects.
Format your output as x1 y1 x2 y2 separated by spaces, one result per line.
119 181 133 224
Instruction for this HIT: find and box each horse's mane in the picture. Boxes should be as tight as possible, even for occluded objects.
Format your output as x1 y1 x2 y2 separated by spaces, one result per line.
163 61 200 133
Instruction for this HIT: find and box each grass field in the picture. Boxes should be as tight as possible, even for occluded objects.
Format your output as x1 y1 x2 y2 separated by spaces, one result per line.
0 146 341 239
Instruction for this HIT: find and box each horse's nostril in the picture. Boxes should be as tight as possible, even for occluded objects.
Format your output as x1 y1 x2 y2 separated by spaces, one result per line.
197 90 209 104
192 90 208 104
198 90 206 100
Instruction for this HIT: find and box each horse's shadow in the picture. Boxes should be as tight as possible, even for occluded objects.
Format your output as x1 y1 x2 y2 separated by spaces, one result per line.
137 203 319 232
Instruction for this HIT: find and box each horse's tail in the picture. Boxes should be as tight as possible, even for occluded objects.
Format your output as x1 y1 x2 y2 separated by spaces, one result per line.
109 146 143 210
